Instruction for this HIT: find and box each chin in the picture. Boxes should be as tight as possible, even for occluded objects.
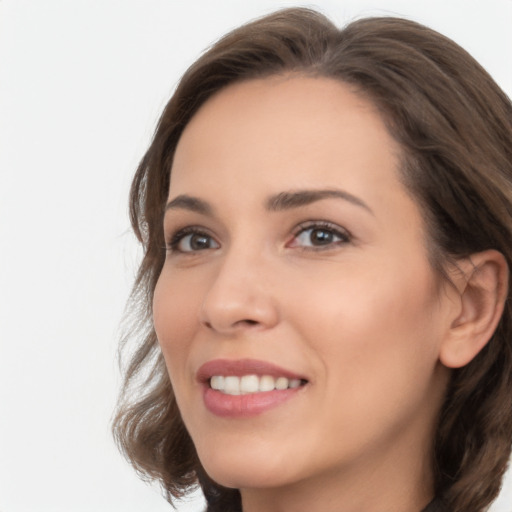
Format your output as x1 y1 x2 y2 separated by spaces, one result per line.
196 440 298 490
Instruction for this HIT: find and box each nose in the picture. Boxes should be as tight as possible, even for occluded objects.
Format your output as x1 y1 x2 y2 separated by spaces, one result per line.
199 247 280 335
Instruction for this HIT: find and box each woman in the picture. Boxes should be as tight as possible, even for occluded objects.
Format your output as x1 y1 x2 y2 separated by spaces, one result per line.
113 8 512 512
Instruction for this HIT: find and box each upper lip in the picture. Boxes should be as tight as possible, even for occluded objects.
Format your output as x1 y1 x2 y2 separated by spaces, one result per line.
196 358 308 383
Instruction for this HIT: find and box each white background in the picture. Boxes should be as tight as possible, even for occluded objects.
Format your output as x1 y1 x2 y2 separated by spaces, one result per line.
1 1 511 511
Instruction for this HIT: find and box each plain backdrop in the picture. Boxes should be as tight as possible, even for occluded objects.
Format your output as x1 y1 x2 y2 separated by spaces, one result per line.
1 1 511 511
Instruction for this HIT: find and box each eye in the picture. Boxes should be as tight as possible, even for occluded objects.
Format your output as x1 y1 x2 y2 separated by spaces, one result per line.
167 227 220 253
288 222 351 250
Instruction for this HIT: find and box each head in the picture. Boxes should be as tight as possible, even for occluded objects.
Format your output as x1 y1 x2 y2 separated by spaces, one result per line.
113 8 512 512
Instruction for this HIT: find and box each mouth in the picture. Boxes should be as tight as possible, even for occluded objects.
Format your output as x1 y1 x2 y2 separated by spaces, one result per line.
197 359 309 417
209 374 307 395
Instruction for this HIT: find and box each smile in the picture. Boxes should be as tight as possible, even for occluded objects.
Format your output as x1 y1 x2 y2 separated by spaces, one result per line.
198 359 309 417
210 375 305 395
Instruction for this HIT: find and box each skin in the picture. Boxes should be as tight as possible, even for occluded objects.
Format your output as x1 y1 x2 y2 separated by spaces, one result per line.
153 75 460 512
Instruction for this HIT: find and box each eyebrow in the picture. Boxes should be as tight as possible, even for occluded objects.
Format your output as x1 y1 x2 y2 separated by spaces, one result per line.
165 195 213 216
265 189 373 214
164 188 373 216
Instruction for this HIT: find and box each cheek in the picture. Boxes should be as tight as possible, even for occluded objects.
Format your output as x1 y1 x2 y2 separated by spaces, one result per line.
291 257 442 400
319 251 437 342
153 269 202 382
285 262 444 460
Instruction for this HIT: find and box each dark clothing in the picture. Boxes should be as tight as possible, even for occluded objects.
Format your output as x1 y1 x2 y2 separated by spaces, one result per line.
422 498 445 512
205 494 444 511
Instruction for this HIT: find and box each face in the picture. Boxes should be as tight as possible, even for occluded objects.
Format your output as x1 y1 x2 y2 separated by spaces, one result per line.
153 76 452 495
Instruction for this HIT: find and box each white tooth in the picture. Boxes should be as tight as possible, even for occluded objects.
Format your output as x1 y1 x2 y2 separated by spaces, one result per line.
289 379 301 389
240 375 259 393
259 375 276 392
210 375 225 391
275 377 289 390
224 376 241 395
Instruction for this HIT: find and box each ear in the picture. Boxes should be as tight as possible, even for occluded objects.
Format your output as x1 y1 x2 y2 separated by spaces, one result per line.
439 250 509 369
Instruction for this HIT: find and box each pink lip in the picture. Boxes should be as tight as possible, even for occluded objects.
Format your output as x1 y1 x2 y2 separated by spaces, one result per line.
197 358 308 418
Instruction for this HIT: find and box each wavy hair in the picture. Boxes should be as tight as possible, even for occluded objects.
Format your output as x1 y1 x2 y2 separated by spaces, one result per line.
112 8 512 512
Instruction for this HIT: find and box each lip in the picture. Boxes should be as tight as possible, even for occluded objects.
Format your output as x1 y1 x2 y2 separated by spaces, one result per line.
197 358 307 382
197 358 308 418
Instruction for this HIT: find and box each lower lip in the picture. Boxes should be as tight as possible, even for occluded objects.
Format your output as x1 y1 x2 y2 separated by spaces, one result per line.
203 386 303 418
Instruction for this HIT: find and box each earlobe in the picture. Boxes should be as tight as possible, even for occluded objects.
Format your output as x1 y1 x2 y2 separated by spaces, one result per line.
439 250 509 369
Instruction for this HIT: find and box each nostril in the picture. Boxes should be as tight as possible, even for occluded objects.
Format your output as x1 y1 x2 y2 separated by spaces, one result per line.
231 318 261 329
203 318 258 329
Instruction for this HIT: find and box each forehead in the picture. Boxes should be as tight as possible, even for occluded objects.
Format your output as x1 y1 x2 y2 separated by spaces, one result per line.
169 75 410 216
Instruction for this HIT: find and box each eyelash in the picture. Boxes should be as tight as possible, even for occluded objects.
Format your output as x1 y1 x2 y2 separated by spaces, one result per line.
289 221 351 251
165 221 352 255
166 226 218 254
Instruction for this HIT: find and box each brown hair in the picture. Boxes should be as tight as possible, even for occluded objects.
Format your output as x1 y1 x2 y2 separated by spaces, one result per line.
112 8 512 512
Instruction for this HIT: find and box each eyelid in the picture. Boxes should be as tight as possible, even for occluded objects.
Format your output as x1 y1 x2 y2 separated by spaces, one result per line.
165 225 219 253
164 220 352 255
287 220 352 249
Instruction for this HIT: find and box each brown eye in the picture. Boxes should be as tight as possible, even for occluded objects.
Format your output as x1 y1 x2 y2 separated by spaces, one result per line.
289 223 351 250
309 228 336 245
169 230 220 253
